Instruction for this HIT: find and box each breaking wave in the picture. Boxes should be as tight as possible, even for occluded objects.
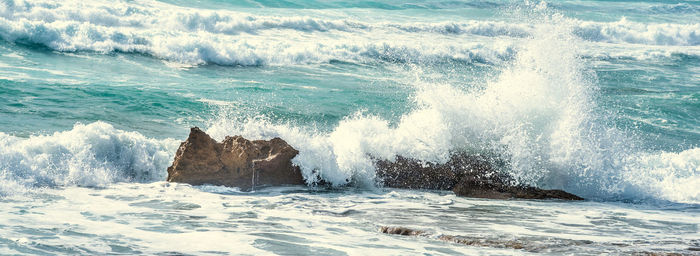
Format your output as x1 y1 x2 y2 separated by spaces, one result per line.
0 0 698 66
204 11 700 204
0 122 178 196
0 0 697 204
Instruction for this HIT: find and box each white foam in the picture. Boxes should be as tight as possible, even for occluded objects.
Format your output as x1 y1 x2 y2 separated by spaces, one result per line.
0 0 516 65
1 0 697 67
574 17 700 46
0 122 179 195
205 12 700 204
620 148 700 204
1 0 697 204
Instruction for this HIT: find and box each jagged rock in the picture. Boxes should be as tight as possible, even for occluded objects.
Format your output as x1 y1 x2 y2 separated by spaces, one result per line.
166 127 304 190
375 153 583 200
375 154 497 191
167 128 581 199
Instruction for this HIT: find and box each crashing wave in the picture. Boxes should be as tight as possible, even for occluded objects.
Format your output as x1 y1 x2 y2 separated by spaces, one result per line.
0 122 178 195
0 0 698 66
203 13 700 204
0 0 697 204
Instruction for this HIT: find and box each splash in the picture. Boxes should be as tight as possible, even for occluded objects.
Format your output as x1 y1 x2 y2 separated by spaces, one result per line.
0 122 179 196
0 1 697 204
206 5 700 204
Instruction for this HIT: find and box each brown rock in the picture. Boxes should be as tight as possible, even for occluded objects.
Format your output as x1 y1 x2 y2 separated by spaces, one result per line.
166 127 305 190
452 175 584 200
166 128 581 199
375 153 583 200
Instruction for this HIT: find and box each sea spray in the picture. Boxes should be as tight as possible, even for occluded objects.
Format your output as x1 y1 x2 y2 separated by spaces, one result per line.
0 122 179 195
0 0 698 254
204 4 700 204
206 5 596 189
0 0 696 204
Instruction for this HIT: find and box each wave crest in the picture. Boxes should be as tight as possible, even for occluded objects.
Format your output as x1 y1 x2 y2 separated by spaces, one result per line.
1 0 698 66
0 122 178 195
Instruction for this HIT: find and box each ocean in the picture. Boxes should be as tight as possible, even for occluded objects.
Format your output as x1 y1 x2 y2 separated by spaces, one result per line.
0 0 698 254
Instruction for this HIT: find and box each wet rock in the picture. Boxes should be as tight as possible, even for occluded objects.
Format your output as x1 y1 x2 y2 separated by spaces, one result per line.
379 226 426 236
452 173 584 200
166 127 304 190
379 226 537 251
438 235 526 250
167 128 581 199
375 153 583 200
380 226 682 254
375 154 496 191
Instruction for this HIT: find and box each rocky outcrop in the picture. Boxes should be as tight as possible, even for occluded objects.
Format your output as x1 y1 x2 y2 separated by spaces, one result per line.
375 154 495 191
167 128 582 200
166 127 304 190
375 154 583 200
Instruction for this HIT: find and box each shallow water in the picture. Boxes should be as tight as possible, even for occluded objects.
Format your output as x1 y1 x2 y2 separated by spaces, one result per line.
1 184 698 255
0 0 699 254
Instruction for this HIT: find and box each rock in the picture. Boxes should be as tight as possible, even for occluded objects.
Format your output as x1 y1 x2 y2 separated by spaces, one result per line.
453 178 584 200
376 153 583 200
380 226 670 253
167 128 582 199
375 154 496 191
437 235 527 250
166 127 305 190
379 226 426 236
379 226 532 250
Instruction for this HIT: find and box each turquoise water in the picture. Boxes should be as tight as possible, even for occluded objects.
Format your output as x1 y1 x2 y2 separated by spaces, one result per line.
0 0 699 254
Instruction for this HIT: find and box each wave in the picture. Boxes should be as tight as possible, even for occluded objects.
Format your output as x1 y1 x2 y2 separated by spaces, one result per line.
0 122 179 196
573 18 700 46
1 1 698 204
648 3 700 15
618 148 700 204
204 13 700 204
0 0 698 66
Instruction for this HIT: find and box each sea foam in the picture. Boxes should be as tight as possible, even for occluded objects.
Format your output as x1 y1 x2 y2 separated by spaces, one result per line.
0 122 178 195
1 0 698 204
204 12 700 204
0 0 698 66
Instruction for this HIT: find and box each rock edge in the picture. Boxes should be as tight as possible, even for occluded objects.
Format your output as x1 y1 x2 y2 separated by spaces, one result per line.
166 127 305 190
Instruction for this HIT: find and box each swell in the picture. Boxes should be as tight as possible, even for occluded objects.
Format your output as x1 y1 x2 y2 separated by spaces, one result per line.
0 0 698 66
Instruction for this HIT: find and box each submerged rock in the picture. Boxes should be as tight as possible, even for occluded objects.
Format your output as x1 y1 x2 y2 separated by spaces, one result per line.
379 226 426 236
379 226 529 251
379 226 684 254
166 127 304 190
375 154 583 200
